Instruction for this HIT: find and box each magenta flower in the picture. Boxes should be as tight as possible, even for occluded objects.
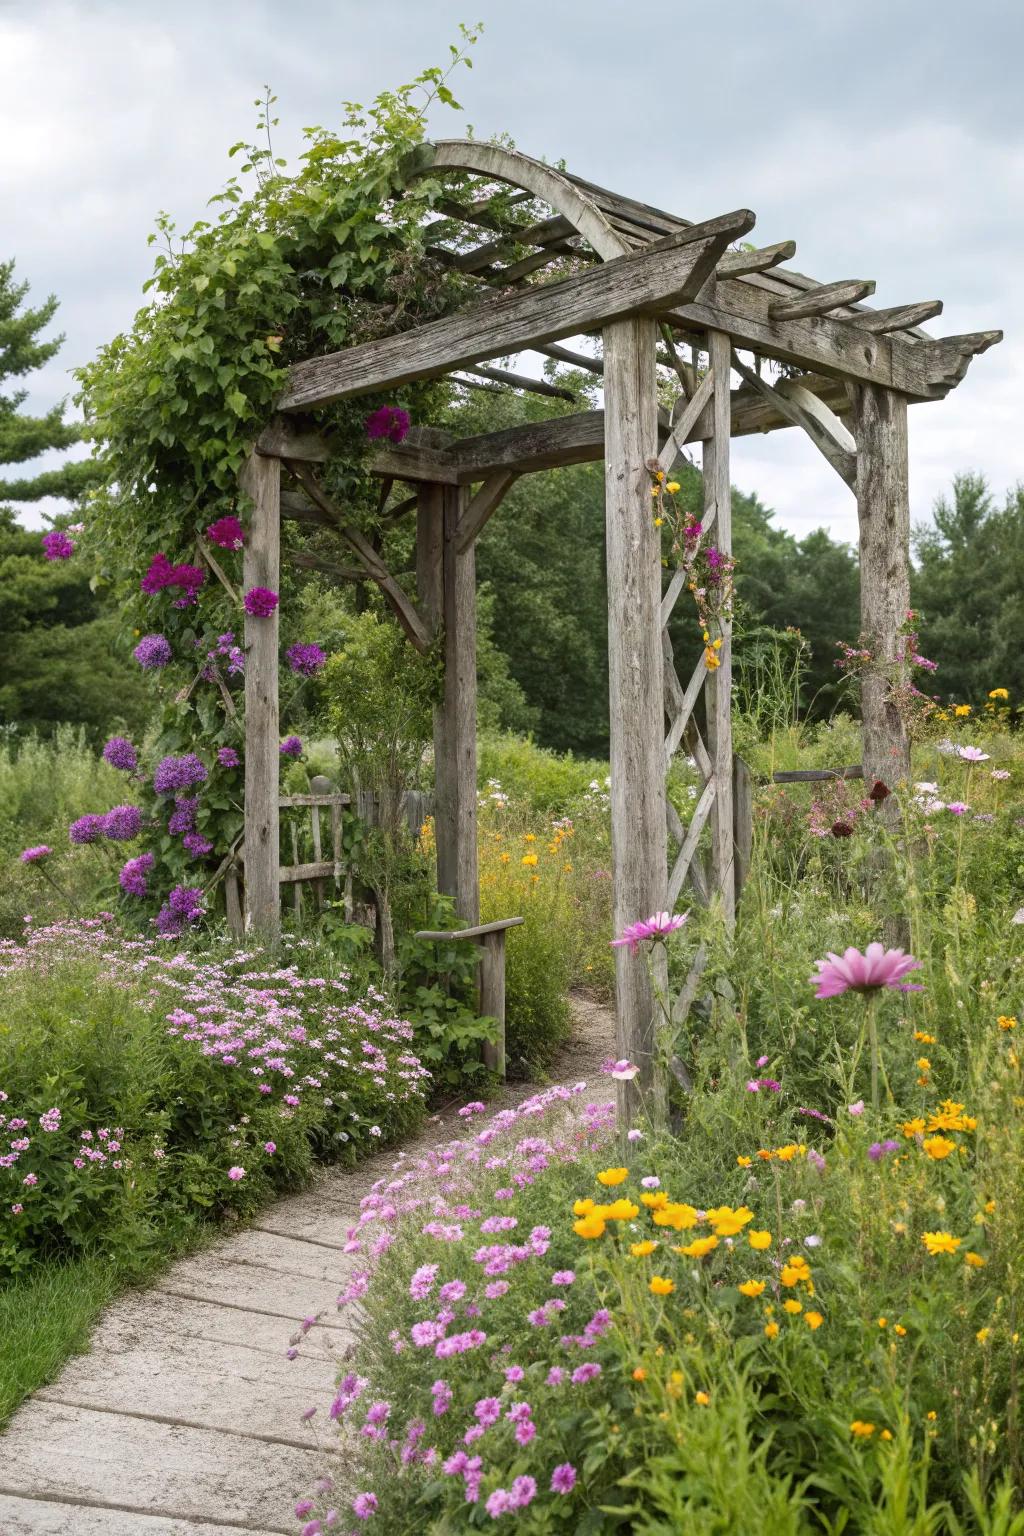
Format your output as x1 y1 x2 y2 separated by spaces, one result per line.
205 515 245 550
365 405 410 443
244 586 279 618
133 633 172 669
946 801 969 816
42 529 75 560
227 1166 245 1181
217 746 241 768
809 943 923 999
279 735 303 758
20 845 52 863
611 910 689 955
69 814 105 845
352 1491 378 1519
286 642 328 676
102 736 138 772
601 1058 639 1081
550 1463 577 1494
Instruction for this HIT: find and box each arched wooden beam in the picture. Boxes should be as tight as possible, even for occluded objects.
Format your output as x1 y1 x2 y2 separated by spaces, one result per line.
426 140 632 262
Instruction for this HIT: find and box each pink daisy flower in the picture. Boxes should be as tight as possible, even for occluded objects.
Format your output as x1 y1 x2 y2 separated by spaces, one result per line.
611 911 688 955
809 943 923 1000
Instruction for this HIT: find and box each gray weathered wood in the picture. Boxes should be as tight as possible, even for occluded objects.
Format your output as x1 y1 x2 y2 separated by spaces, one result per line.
731 353 856 487
852 300 943 334
289 822 302 918
656 366 716 474
660 565 687 627
717 240 797 278
666 797 710 905
465 364 577 401
770 279 876 321
278 860 336 883
852 383 911 814
703 329 736 924
277 792 351 808
277 213 755 410
536 340 604 374
604 314 668 1128
240 449 281 943
480 928 507 1078
225 862 243 939
664 648 708 765
772 765 864 783
667 778 717 906
455 472 518 554
415 917 524 942
733 755 754 901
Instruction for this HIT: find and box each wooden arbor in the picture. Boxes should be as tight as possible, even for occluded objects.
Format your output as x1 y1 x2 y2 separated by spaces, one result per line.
240 140 1001 1115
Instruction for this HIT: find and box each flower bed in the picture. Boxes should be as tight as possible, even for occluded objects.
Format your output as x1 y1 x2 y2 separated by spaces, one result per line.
0 918 429 1277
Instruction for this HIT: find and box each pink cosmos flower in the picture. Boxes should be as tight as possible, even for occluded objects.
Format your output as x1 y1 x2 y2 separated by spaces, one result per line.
601 1058 639 1081
611 910 688 955
227 1165 246 1181
809 943 923 999
946 802 969 816
957 746 989 762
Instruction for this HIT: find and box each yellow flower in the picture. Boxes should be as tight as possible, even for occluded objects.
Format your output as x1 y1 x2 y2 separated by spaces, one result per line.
736 1155 752 1168
748 1230 772 1251
651 486 660 497
574 1216 606 1239
921 1230 961 1256
649 1275 675 1296
773 1144 801 1162
914 1031 936 1044
805 1311 824 1330
880 1429 893 1441
902 1118 926 1138
521 854 538 868
705 1205 755 1237
641 1191 669 1210
922 1135 956 1160
976 1327 990 1343
500 852 510 864
764 1321 780 1339
652 1202 699 1231
954 704 972 717
678 1235 718 1259
916 1057 932 1072
632 1366 646 1380
738 1279 766 1298
783 1299 803 1315
573 1199 596 1217
694 1390 710 1406
850 1421 875 1438
989 688 1009 699
630 1240 657 1257
985 1199 996 1214
878 1318 888 1329
964 1251 987 1268
926 1411 937 1422
597 1167 629 1187
998 1015 1018 1031
894 1324 907 1337
599 1199 640 1221
524 833 537 843
653 516 665 528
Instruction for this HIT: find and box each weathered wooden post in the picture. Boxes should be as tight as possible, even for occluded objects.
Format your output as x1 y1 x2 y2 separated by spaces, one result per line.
703 329 736 922
240 449 281 944
417 483 479 925
852 384 911 813
603 315 668 1127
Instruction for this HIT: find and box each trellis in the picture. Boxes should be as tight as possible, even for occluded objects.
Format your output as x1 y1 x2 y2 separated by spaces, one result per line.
236 139 1000 1120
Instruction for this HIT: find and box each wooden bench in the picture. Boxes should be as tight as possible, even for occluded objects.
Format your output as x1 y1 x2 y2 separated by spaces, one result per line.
414 916 524 1078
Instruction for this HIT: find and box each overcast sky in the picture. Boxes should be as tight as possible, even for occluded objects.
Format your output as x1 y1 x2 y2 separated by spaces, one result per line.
2 0 1019 545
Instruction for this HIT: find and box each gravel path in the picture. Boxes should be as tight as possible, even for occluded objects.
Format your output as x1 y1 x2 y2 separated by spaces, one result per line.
0 995 616 1534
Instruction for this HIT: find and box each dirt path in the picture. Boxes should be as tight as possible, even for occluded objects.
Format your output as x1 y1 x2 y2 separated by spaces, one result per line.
0 995 616 1535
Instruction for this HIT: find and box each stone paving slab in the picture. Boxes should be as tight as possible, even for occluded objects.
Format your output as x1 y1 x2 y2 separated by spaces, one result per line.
0 1494 286 1535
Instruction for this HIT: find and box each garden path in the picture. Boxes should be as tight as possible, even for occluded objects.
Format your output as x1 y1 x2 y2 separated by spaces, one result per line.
0 994 616 1535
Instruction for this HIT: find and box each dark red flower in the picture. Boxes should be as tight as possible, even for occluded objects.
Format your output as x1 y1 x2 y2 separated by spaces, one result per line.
868 780 891 803
830 821 854 838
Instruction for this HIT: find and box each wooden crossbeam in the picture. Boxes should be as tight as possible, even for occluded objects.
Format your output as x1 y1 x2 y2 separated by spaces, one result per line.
656 368 717 474
465 364 577 401
852 301 943 334
535 340 603 374
660 566 687 628
285 461 432 653
770 279 876 321
285 549 373 583
277 212 756 410
668 778 717 906
666 798 710 905
436 214 575 273
718 240 796 279
731 352 856 488
454 472 518 553
665 653 708 764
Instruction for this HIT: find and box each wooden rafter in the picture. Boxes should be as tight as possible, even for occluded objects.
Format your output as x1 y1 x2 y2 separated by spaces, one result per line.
276 212 756 410
852 301 943 334
454 472 518 554
731 352 856 488
769 279 876 321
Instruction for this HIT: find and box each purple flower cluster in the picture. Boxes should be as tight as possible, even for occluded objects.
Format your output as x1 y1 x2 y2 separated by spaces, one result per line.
243 586 278 618
20 845 51 864
102 805 143 842
182 832 214 860
286 643 328 677
745 1076 782 1093
119 852 154 897
217 747 241 769
102 737 138 773
140 552 206 608
42 529 75 560
205 515 245 550
153 754 208 796
207 631 245 676
167 797 198 836
280 736 303 759
69 814 106 845
133 634 172 670
364 405 411 443
155 885 206 937
868 1138 901 1163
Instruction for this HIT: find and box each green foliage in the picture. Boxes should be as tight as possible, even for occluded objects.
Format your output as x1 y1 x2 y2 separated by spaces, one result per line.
477 731 610 816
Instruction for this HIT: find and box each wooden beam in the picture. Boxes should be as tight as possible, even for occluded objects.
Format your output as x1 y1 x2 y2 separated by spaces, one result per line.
772 766 863 783
239 450 281 944
852 384 910 815
770 279 876 321
439 485 479 923
464 364 577 401
535 340 603 375
731 353 856 488
604 313 668 1128
277 212 756 410
285 461 432 653
656 367 717 475
718 240 796 279
284 549 371 583
668 778 717 907
455 472 518 554
852 301 943 334
703 329 735 925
